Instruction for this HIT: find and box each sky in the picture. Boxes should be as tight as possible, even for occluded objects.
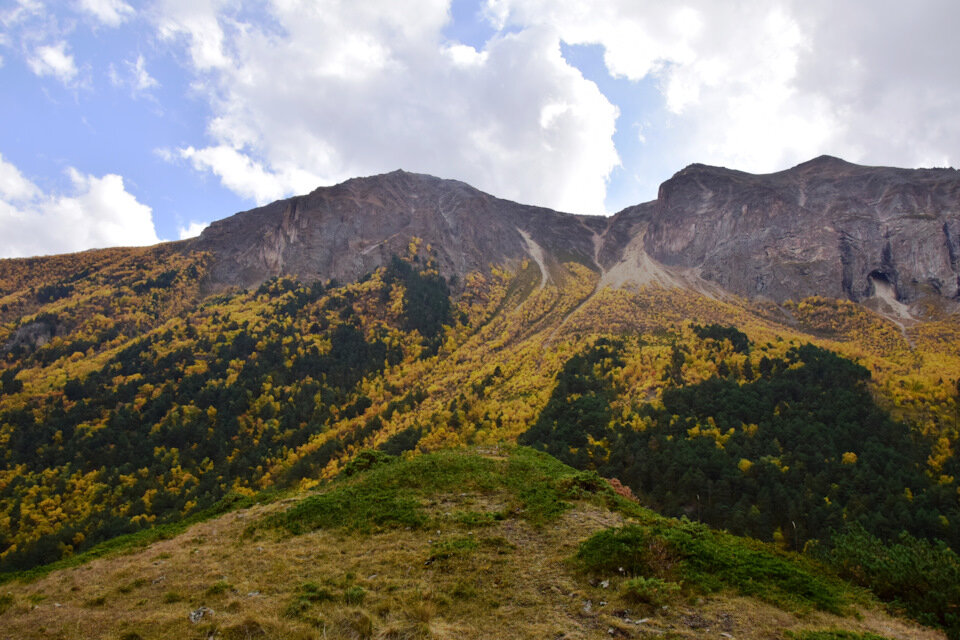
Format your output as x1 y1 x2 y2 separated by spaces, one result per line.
1 1 959 258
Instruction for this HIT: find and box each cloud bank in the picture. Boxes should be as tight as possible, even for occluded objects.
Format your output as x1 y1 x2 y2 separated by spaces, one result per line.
154 0 960 215
0 154 159 258
156 0 619 214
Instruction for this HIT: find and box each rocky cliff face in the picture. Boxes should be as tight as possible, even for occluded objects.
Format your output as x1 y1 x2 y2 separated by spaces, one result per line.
643 156 960 303
189 169 596 291
188 158 960 307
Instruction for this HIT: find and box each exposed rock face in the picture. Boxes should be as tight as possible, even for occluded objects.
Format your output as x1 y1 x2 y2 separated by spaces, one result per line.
189 170 595 291
643 156 960 303
188 158 960 307
2 319 57 355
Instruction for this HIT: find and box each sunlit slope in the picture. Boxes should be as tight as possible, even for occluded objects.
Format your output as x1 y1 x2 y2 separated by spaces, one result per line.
0 448 943 640
2 241 960 568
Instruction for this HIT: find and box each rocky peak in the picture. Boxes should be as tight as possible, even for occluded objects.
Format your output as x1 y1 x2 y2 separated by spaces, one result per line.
189 169 596 292
642 157 960 305
187 157 960 312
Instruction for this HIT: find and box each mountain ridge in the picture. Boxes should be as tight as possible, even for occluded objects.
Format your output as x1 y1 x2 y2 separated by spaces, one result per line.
2 156 958 317
175 157 960 315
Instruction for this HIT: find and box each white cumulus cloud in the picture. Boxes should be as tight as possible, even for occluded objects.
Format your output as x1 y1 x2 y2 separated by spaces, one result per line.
134 0 960 219
27 41 79 84
110 54 159 95
76 0 134 27
152 0 619 213
178 220 209 239
490 0 960 178
0 154 160 258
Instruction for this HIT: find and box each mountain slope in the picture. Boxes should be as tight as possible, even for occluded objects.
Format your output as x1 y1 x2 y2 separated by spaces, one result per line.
1 157 959 636
187 169 598 293
0 448 945 640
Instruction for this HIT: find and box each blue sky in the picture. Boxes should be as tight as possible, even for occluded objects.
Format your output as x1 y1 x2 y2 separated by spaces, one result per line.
1 0 959 257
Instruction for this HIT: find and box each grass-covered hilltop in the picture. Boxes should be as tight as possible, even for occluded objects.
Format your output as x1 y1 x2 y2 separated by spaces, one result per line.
0 448 949 639
4 155 960 640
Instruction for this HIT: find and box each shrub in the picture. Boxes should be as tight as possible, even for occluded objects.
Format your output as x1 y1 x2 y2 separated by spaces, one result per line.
344 585 366 605
342 449 396 477
577 525 660 576
205 580 232 596
577 522 848 614
621 576 680 606
825 524 960 637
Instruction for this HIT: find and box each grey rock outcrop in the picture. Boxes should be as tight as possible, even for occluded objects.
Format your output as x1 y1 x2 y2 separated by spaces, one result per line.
186 157 960 307
642 156 960 303
188 170 595 292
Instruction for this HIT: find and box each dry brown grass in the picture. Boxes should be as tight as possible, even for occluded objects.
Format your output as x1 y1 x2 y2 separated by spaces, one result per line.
0 491 944 640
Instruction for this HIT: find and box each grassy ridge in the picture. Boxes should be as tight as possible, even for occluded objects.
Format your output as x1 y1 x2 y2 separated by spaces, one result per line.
265 447 610 535
267 447 858 617
0 447 937 640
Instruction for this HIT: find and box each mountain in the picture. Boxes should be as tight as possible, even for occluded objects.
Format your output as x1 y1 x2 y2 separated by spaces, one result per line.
1 156 959 638
185 157 960 312
187 169 598 293
643 156 960 304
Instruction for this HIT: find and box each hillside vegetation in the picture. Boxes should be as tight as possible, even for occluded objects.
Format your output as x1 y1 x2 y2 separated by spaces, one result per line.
0 448 945 640
1 239 959 636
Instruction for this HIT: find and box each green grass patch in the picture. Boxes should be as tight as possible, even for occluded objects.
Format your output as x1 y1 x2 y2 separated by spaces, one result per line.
621 576 680 606
429 537 479 561
283 581 338 620
452 510 505 527
277 484 426 534
83 595 107 607
343 585 366 605
204 580 232 596
0 593 13 614
577 520 849 615
266 447 614 536
117 578 148 594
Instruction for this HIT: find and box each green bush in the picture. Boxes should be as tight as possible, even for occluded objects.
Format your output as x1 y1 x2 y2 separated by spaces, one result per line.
825 524 960 637
343 585 366 605
576 525 660 576
621 576 680 606
577 522 848 614
341 449 395 477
